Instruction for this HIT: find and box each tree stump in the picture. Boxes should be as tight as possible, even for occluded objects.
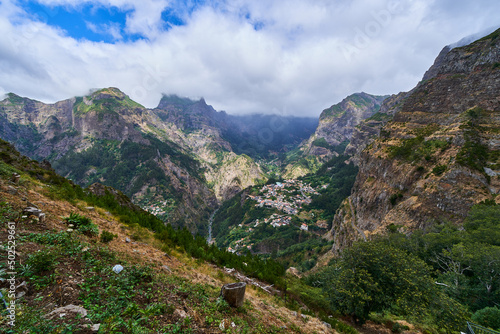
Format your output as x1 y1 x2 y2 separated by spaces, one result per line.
11 173 20 184
23 207 44 223
221 282 246 308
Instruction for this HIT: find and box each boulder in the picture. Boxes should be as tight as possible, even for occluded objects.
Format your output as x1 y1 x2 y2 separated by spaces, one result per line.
45 304 88 319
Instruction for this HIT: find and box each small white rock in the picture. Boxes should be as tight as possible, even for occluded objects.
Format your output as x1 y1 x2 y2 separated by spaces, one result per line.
112 265 123 274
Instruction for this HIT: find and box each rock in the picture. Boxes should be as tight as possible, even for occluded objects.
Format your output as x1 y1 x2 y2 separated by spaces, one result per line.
323 321 332 329
220 282 246 308
125 237 131 243
484 167 499 177
162 265 171 272
112 265 124 274
45 304 88 319
285 267 302 278
85 207 95 211
81 323 100 332
173 309 187 319
219 319 231 331
16 281 28 291
66 229 74 232
16 291 26 299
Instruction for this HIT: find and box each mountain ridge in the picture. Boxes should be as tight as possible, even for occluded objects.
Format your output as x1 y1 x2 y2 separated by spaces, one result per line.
325 27 500 254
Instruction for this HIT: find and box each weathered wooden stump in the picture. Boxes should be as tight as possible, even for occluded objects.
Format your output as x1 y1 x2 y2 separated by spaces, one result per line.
221 282 246 308
23 207 45 223
11 173 20 184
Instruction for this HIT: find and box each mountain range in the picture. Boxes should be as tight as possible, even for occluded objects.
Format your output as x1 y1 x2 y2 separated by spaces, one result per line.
1 27 500 333
0 89 317 233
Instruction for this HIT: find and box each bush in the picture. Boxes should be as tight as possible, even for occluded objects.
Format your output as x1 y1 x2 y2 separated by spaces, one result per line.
64 212 92 227
100 230 117 243
389 193 403 206
472 307 500 330
79 223 99 237
432 165 447 176
64 212 98 237
392 322 410 333
25 249 59 275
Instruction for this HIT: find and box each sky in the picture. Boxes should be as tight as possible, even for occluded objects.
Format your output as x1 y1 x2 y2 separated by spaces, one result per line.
0 0 499 116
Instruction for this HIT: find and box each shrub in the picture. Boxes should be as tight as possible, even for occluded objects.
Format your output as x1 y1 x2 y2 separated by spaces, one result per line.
79 223 99 237
472 307 500 330
64 212 92 227
64 212 98 237
25 249 59 275
392 322 410 333
100 230 117 243
389 193 403 206
432 165 447 176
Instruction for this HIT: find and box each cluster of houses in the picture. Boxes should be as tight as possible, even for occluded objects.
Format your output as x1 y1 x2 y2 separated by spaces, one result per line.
227 237 254 254
248 179 321 215
222 180 329 254
267 214 292 228
142 199 172 217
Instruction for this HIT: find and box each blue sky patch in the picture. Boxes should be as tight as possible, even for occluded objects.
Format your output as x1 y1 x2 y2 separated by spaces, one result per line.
18 1 142 43
161 8 185 30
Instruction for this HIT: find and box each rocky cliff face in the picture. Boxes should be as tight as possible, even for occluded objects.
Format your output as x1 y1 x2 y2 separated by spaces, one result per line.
284 92 387 177
152 95 267 201
326 29 500 253
305 92 388 157
0 88 219 232
344 92 408 165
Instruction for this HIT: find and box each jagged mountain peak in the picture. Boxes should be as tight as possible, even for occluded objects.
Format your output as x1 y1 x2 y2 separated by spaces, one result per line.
157 94 210 111
448 25 500 49
284 92 388 177
423 27 500 81
86 87 129 101
2 92 39 104
78 87 145 110
319 92 388 121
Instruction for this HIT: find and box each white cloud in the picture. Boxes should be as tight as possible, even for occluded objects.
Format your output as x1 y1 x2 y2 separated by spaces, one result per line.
85 21 123 41
0 0 499 116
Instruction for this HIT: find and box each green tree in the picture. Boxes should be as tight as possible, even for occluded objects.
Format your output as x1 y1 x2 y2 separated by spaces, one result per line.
324 242 435 322
318 241 469 329
472 307 500 330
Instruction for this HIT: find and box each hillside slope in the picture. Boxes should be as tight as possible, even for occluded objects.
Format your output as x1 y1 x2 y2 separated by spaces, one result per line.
0 138 337 333
326 28 500 253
